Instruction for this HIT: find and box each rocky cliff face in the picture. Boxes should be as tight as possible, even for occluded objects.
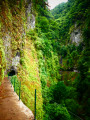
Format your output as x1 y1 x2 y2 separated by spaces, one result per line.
0 1 43 119
3 32 12 72
70 24 83 45
26 2 35 30
0 0 35 75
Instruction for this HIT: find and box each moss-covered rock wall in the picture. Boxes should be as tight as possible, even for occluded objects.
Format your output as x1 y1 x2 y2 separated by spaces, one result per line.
0 0 43 119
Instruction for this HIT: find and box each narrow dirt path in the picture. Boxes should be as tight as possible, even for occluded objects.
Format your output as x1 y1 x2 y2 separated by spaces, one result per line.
0 77 34 120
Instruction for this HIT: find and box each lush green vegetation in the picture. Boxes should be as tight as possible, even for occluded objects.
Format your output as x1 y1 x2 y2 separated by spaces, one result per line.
0 39 6 83
0 0 89 120
0 0 43 119
30 0 89 119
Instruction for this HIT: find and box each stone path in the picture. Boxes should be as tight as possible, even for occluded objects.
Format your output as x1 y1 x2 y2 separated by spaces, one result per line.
0 77 34 120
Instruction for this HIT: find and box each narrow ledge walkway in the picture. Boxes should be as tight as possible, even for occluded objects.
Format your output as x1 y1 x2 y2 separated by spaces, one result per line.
0 77 34 120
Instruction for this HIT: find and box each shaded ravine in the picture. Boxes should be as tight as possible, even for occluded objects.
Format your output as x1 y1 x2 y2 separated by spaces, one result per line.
0 77 34 120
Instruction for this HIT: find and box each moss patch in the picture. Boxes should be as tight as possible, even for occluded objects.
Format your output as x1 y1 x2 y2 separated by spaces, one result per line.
0 43 6 83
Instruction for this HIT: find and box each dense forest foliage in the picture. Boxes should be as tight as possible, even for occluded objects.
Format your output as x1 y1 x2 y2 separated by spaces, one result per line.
0 0 89 120
30 0 90 119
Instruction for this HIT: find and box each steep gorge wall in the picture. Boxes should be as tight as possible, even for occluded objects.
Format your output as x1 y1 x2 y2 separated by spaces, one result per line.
0 0 36 77
0 0 43 119
0 0 25 73
70 24 83 45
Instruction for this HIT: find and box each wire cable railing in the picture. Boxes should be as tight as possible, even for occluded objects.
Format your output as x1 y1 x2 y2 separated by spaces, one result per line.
8 76 37 120
8 75 83 120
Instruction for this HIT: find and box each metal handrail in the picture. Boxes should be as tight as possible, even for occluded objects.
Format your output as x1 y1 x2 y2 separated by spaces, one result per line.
8 76 36 120
8 76 84 120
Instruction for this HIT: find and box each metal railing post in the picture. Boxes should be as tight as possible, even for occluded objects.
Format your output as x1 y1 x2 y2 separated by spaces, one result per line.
8 75 9 80
19 81 21 100
14 78 15 92
11 78 12 87
35 89 36 120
